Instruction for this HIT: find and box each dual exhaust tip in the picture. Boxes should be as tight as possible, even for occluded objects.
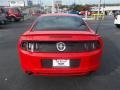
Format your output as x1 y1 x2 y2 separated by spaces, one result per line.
25 71 33 75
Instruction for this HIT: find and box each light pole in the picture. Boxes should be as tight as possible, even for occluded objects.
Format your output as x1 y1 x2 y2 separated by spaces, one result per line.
8 1 10 7
103 0 105 15
52 0 55 13
23 0 25 7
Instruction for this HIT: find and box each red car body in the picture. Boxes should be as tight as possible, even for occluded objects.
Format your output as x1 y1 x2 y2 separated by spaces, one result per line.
18 14 103 76
4 7 23 21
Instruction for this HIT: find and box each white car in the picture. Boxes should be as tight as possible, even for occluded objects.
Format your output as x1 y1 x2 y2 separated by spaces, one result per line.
114 15 120 28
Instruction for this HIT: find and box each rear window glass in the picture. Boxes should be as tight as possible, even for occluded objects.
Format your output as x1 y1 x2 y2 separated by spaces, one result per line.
33 16 88 31
14 8 21 13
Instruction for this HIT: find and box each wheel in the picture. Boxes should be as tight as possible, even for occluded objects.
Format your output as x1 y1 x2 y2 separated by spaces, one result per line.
0 20 6 25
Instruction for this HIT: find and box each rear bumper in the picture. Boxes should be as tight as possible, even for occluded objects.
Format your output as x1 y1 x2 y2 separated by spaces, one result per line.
114 19 120 24
15 16 23 20
18 49 102 76
7 16 23 20
30 64 99 76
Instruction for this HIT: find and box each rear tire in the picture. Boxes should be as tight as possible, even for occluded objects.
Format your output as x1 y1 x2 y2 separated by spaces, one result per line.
0 20 6 25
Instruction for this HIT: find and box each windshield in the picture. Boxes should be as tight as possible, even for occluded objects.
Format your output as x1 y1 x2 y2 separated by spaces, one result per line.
33 16 88 31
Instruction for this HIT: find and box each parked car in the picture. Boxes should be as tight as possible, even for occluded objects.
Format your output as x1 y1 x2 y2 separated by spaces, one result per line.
18 14 104 76
79 11 91 16
69 10 80 15
114 13 120 28
0 8 7 24
32 10 42 16
4 7 24 22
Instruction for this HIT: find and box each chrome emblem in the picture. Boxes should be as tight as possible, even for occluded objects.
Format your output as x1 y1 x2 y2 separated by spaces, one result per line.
56 42 66 51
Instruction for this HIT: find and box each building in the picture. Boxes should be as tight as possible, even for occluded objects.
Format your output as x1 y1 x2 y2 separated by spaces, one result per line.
9 0 25 7
54 0 62 7
91 5 120 13
54 0 62 13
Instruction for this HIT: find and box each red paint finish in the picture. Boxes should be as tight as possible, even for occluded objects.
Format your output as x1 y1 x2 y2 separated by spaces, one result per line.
4 7 23 21
18 14 104 76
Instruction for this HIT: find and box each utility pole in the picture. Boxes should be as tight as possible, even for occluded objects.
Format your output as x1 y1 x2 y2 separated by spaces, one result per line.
97 0 101 20
74 0 75 8
39 0 42 11
37 0 39 6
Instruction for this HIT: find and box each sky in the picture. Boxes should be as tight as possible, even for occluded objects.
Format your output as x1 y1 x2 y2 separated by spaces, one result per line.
0 0 120 6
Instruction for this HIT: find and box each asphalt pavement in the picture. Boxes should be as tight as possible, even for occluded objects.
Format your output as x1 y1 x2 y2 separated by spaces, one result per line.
0 16 120 90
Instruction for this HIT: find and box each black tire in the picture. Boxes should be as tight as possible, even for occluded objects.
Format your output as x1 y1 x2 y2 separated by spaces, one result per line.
115 24 120 28
0 20 6 25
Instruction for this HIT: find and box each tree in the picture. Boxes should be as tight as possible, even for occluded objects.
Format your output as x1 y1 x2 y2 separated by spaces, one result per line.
69 4 91 11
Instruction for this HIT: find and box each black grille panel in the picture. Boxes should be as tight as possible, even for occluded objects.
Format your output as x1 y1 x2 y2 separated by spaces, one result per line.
21 41 100 52
26 41 100 52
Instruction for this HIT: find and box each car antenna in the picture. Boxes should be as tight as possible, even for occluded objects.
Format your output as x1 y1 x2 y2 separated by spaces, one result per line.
95 17 102 34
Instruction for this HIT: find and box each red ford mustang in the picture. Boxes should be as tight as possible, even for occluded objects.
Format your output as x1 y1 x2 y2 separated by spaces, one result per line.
18 14 104 76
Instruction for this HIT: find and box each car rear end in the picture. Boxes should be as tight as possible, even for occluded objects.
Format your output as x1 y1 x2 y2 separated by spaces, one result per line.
18 14 103 76
5 7 23 21
18 32 103 76
13 8 23 20
114 15 120 28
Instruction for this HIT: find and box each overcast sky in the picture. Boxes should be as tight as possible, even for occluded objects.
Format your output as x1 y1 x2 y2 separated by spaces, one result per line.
0 0 120 6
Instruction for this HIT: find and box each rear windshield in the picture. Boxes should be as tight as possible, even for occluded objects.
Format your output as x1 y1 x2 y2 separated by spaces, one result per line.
14 8 22 13
3 8 21 13
33 16 88 31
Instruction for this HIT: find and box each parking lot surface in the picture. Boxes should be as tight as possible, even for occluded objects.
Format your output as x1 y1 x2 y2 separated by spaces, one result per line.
0 16 120 90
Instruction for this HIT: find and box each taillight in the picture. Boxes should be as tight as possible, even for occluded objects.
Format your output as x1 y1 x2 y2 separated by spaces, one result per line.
20 41 101 52
83 41 100 51
21 41 39 52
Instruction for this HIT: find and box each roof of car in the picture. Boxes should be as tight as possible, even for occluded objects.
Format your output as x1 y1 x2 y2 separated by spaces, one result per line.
3 7 20 9
40 13 80 17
